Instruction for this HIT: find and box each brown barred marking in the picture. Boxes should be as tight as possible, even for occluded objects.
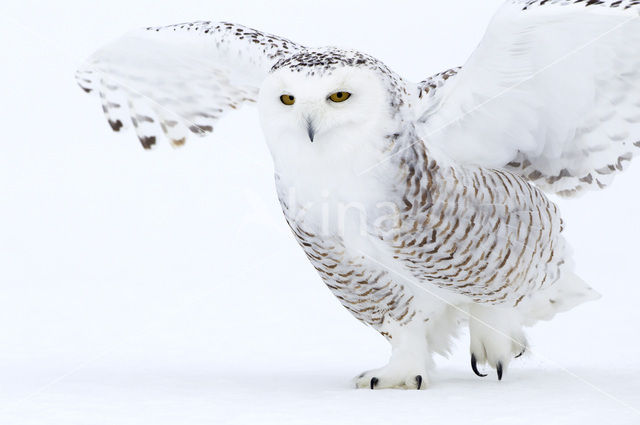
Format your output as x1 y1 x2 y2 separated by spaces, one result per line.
519 0 640 10
417 68 461 99
382 130 565 307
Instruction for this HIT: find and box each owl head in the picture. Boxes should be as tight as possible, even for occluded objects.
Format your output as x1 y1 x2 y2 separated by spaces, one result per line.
258 48 408 172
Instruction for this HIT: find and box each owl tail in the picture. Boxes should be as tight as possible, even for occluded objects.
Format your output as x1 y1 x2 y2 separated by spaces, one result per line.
517 271 601 327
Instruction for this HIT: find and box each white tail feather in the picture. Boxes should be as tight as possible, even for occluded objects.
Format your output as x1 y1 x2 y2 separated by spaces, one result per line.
518 271 601 326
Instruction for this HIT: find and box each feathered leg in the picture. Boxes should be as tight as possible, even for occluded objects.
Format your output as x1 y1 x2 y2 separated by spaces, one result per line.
468 304 527 380
354 303 459 390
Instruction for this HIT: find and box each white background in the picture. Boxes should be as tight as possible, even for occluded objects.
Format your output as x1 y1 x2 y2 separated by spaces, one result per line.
1 1 639 424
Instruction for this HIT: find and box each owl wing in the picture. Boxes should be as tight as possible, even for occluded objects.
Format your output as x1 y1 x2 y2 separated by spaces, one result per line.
76 21 303 148
414 0 640 197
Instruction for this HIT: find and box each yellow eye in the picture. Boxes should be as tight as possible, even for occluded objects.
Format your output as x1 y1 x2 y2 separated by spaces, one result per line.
280 94 295 105
329 92 351 103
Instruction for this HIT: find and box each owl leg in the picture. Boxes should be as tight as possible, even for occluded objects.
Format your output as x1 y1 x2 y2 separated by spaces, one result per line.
468 303 527 380
354 320 431 390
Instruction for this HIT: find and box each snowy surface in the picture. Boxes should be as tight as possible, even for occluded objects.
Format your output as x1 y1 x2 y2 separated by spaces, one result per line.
1 1 639 424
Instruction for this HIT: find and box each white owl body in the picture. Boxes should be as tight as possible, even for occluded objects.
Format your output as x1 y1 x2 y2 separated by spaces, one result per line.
76 0 640 389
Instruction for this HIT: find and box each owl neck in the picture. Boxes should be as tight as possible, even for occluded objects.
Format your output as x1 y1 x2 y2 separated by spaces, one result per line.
273 124 450 224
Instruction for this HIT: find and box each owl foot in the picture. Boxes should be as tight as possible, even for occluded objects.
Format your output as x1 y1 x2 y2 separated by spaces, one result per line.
468 304 527 381
354 330 431 389
354 315 436 389
354 368 427 390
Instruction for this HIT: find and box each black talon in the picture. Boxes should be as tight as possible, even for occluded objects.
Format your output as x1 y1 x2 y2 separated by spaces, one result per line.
370 377 378 390
515 347 526 359
496 362 503 381
415 375 423 390
471 353 487 377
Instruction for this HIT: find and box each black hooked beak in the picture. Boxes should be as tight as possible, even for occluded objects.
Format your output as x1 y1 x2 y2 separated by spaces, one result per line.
306 117 315 143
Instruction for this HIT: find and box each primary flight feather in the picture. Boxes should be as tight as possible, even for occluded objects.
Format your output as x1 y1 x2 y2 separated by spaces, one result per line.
77 0 640 389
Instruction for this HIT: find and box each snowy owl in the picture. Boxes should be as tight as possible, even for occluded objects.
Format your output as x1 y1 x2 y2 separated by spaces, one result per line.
77 0 640 389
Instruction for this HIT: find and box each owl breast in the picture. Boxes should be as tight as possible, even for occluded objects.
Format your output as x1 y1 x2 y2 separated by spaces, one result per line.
274 169 425 329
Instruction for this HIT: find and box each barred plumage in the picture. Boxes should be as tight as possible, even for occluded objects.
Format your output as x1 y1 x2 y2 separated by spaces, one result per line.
77 0 637 389
278 128 565 329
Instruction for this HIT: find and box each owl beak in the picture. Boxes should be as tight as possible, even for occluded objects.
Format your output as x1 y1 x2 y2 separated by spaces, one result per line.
305 117 315 143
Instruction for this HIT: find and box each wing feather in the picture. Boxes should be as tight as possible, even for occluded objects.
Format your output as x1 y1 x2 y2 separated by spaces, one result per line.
415 0 640 196
76 21 303 148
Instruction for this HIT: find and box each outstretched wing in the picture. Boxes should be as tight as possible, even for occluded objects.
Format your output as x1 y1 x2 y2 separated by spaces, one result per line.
415 0 640 197
76 21 302 148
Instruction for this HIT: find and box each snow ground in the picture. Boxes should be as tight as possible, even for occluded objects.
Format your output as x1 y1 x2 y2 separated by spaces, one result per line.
0 1 639 424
